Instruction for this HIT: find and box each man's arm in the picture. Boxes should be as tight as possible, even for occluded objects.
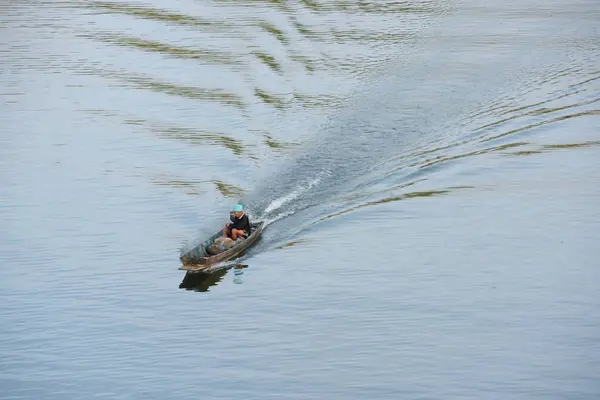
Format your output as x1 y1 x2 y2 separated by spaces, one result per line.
244 216 252 234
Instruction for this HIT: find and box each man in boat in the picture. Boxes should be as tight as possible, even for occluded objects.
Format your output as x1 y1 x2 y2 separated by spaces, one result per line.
223 204 251 241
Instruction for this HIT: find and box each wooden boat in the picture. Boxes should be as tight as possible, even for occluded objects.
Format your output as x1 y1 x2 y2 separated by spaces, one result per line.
179 221 264 271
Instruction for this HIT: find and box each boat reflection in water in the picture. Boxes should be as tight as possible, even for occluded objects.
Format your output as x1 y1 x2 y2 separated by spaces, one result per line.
179 264 248 292
232 264 246 285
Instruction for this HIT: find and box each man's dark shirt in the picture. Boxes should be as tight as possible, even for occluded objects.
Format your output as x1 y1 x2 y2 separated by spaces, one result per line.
230 213 251 235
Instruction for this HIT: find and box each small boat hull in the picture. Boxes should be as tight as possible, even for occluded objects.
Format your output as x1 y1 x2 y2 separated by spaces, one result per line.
179 222 264 271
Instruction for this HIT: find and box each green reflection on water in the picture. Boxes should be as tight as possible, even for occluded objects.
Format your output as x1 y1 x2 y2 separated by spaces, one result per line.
475 96 599 133
158 126 247 156
130 78 244 108
90 33 242 67
213 0 287 8
316 189 452 224
331 1 435 14
252 51 282 73
263 134 298 151
150 177 206 196
124 119 251 157
419 142 528 169
85 1 235 30
543 141 600 150
337 179 423 203
291 18 319 39
275 239 308 250
149 175 245 199
481 109 600 144
213 180 245 198
293 92 344 109
254 88 285 110
289 54 316 72
87 66 245 108
330 28 412 43
301 0 320 11
257 22 288 45
504 141 600 157
84 108 255 159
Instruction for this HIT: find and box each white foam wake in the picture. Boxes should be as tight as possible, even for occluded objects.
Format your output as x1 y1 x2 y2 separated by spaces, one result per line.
263 175 324 214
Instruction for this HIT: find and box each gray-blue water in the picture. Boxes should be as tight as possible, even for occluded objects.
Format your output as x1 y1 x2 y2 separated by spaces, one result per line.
1 0 599 398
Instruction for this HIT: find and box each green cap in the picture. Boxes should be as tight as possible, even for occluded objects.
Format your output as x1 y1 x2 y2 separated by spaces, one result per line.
232 204 243 212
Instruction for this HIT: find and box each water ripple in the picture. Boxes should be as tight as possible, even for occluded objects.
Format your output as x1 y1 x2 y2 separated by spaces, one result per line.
2 1 600 399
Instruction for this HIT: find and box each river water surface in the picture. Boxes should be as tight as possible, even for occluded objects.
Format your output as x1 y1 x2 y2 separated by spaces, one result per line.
1 0 599 399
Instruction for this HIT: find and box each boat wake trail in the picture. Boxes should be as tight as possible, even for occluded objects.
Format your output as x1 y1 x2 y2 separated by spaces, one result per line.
244 173 327 236
263 174 324 215
234 0 600 253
